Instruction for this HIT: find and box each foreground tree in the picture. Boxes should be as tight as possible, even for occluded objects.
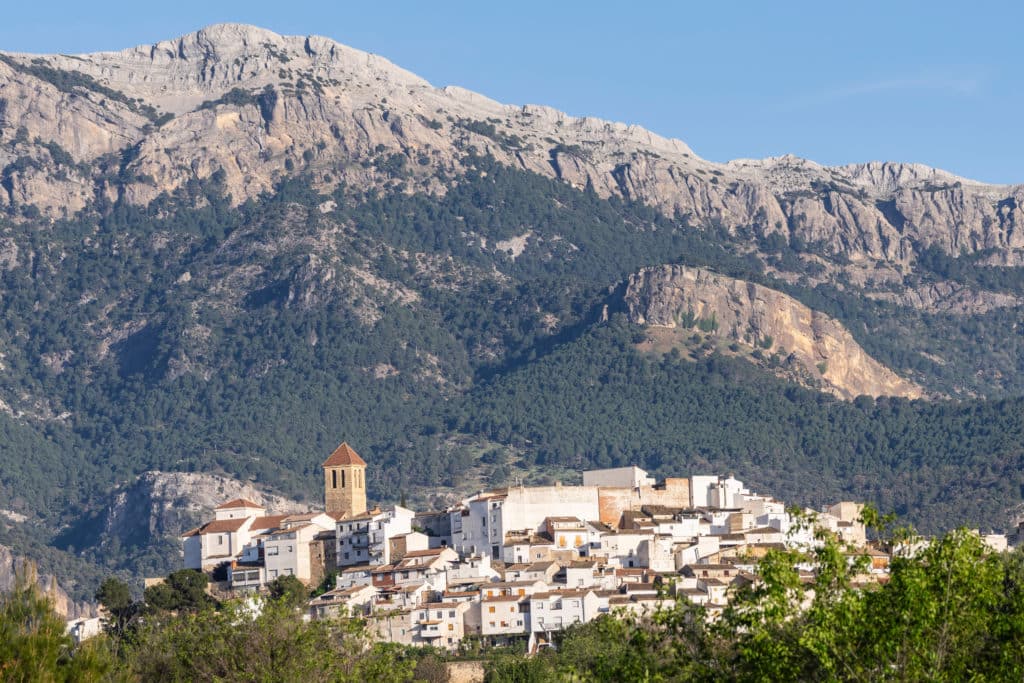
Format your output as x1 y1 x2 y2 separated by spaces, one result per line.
0 566 124 682
127 596 417 682
500 526 1024 682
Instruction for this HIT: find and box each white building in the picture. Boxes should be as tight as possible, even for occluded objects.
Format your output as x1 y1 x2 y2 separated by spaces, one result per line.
582 466 655 489
451 485 601 559
529 589 600 635
336 506 415 567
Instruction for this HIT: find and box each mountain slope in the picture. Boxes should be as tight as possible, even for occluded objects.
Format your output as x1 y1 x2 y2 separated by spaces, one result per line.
3 24 1024 273
0 25 1023 597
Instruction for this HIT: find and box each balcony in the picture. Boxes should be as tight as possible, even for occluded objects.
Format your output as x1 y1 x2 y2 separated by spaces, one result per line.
419 621 444 638
230 569 262 587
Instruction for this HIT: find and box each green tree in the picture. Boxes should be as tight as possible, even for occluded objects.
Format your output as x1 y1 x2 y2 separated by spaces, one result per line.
0 566 124 682
127 598 415 682
95 576 137 640
143 569 215 613
267 574 309 609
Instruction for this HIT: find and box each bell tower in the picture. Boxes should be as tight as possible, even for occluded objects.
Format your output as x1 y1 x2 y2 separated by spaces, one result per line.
323 442 367 518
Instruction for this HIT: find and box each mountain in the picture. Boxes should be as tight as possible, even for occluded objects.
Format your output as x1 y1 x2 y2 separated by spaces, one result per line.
0 25 1022 598
623 265 923 399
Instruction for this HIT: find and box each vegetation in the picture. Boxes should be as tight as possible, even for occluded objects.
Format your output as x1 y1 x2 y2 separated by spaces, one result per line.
0 54 164 122
0 156 1021 598
485 527 1024 682
7 525 1024 681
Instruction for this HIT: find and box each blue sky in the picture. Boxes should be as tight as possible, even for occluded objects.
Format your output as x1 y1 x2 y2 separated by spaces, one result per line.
2 1 1021 183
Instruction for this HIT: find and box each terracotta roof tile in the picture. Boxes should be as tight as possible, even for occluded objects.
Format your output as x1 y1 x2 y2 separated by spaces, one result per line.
250 515 289 531
215 498 263 510
323 442 367 467
197 518 248 534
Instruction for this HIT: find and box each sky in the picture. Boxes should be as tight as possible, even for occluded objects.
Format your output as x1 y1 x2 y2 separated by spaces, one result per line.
2 1 1021 184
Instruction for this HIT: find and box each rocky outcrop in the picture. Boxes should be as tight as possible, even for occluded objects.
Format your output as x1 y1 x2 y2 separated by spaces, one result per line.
623 265 923 400
864 281 1020 314
3 24 1023 270
97 471 306 551
0 545 94 619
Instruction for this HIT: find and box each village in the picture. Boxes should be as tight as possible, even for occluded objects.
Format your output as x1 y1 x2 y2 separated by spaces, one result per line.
177 442 1010 652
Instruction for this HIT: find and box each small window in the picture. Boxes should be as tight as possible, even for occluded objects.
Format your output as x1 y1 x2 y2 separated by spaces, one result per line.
488 606 495 613
332 470 338 489
448 624 454 631
341 470 346 488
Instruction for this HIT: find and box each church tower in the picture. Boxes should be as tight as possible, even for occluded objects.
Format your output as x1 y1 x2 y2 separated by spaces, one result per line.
323 442 367 518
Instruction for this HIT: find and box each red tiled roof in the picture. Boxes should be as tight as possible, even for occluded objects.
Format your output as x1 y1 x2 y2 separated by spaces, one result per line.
250 515 289 531
323 442 367 467
196 518 248 535
215 498 263 510
402 548 446 558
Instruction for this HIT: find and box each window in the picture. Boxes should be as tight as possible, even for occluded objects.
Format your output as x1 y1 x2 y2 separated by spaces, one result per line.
343 552 349 560
267 546 279 556
448 624 454 631
449 610 456 618
341 470 346 488
269 569 278 579
488 606 496 613
287 545 293 553
218 535 224 545
332 470 337 489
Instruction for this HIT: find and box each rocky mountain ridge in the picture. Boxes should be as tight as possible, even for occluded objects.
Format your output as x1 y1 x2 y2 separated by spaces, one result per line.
2 23 1023 279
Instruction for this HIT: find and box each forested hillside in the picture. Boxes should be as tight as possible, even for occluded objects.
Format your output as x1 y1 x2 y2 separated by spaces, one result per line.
0 154 1021 597
1 24 1023 597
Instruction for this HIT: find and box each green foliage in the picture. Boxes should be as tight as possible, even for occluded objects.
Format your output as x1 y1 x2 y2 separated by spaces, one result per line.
143 570 215 613
95 577 137 639
459 319 1024 532
267 574 309 609
0 569 124 682
521 529 1024 681
456 119 525 150
0 154 1021 598
127 598 417 682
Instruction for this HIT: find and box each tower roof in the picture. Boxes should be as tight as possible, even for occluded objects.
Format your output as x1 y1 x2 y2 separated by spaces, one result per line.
323 442 367 467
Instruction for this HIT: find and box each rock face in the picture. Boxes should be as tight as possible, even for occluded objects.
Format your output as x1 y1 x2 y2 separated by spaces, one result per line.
97 470 307 551
623 265 924 400
0 544 94 619
2 23 1023 272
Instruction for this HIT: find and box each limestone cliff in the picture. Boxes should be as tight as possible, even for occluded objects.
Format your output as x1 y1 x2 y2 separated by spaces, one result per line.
96 470 307 552
622 265 923 400
2 24 1022 276
0 545 94 619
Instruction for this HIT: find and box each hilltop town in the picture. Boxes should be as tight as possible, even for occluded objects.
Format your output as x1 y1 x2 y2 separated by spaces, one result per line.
173 441 1012 652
